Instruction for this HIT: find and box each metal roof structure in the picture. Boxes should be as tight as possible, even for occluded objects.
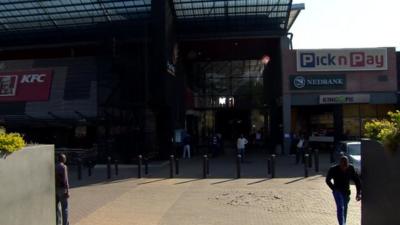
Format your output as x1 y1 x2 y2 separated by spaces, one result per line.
174 0 297 28
173 0 304 38
0 0 151 32
0 0 151 44
0 0 303 44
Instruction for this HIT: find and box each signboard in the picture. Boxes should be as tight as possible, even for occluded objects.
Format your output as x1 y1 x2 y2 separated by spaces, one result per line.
290 74 346 90
297 48 388 71
0 69 53 102
319 94 370 104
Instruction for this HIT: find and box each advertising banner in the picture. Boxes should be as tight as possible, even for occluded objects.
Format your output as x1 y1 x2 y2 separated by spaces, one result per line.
297 48 388 71
290 74 346 90
319 94 370 104
0 69 53 102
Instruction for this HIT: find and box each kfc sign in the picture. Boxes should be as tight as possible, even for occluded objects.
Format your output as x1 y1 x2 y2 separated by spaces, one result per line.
0 69 53 102
297 48 388 71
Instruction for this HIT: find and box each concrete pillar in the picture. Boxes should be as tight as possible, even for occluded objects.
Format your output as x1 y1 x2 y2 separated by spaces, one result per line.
283 94 292 155
281 36 292 155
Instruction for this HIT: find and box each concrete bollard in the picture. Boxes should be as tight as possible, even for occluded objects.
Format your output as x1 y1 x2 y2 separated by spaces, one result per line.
304 154 309 178
144 158 149 175
314 149 320 172
114 160 119 176
203 155 208 178
77 158 82 180
271 154 276 178
175 157 180 175
236 154 241 179
170 155 174 178
107 156 111 179
330 144 335 163
295 151 300 164
206 156 210 175
138 155 142 178
267 158 271 175
88 160 92 177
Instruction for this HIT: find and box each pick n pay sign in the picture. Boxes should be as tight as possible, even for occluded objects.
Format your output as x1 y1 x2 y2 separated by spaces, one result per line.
296 48 388 71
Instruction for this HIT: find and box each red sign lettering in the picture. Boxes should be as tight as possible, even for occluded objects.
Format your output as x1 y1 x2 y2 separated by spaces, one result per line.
0 69 53 102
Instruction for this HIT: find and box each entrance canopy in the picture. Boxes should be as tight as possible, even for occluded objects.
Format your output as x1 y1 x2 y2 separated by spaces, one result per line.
174 0 304 37
0 0 304 45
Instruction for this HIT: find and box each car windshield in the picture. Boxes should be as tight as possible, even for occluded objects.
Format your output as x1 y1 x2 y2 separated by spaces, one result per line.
348 144 361 155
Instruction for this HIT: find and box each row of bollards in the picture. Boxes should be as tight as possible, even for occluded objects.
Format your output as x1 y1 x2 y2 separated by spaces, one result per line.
76 155 147 180
73 155 151 180
77 151 326 181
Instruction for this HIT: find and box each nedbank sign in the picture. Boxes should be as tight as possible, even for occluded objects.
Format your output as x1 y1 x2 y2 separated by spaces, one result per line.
290 74 346 90
297 48 388 71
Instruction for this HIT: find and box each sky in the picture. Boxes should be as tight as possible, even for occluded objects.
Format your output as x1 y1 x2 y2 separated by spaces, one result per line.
290 0 400 50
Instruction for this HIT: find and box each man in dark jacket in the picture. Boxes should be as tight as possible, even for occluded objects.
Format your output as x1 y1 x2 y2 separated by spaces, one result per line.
56 154 70 225
326 156 361 225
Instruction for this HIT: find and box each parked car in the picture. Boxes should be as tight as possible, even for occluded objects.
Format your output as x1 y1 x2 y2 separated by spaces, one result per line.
335 141 361 175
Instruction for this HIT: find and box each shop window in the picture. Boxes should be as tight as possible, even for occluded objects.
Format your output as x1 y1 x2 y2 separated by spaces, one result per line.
343 105 359 117
342 104 396 138
310 113 334 136
377 105 396 118
343 118 361 138
360 104 377 117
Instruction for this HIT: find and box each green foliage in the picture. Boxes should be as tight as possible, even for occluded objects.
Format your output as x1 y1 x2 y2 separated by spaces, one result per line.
0 132 26 155
364 110 400 152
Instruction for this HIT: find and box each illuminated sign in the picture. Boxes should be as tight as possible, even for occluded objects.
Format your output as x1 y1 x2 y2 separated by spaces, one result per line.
297 48 387 71
0 69 53 102
319 94 370 104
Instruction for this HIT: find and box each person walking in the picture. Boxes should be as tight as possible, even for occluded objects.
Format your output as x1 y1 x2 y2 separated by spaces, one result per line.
236 134 248 162
326 156 361 225
55 154 70 225
182 132 191 159
296 134 306 164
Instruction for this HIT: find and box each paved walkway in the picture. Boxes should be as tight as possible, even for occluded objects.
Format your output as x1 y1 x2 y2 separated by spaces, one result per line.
69 151 361 225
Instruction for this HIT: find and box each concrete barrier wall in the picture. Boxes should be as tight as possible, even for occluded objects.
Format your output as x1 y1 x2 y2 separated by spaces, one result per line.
0 145 55 225
361 140 400 225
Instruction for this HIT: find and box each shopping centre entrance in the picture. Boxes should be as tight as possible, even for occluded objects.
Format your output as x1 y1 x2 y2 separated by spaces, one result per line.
215 109 251 142
180 38 282 150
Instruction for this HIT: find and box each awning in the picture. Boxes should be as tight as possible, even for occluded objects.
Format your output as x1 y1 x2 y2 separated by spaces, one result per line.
173 0 304 37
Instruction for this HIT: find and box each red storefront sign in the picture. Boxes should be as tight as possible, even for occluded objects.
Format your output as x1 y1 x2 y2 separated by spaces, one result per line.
0 69 53 102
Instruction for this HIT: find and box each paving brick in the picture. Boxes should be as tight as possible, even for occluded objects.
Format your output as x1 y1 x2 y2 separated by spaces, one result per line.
69 152 361 225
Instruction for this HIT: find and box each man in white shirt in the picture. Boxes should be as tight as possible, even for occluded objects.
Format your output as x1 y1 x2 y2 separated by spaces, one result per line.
237 134 248 162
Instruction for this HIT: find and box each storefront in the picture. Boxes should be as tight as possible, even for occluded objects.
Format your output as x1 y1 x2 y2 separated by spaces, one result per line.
0 1 305 160
282 47 398 153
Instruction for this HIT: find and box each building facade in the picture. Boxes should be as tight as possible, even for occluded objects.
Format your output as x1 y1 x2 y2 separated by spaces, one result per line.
0 0 304 161
282 48 398 153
